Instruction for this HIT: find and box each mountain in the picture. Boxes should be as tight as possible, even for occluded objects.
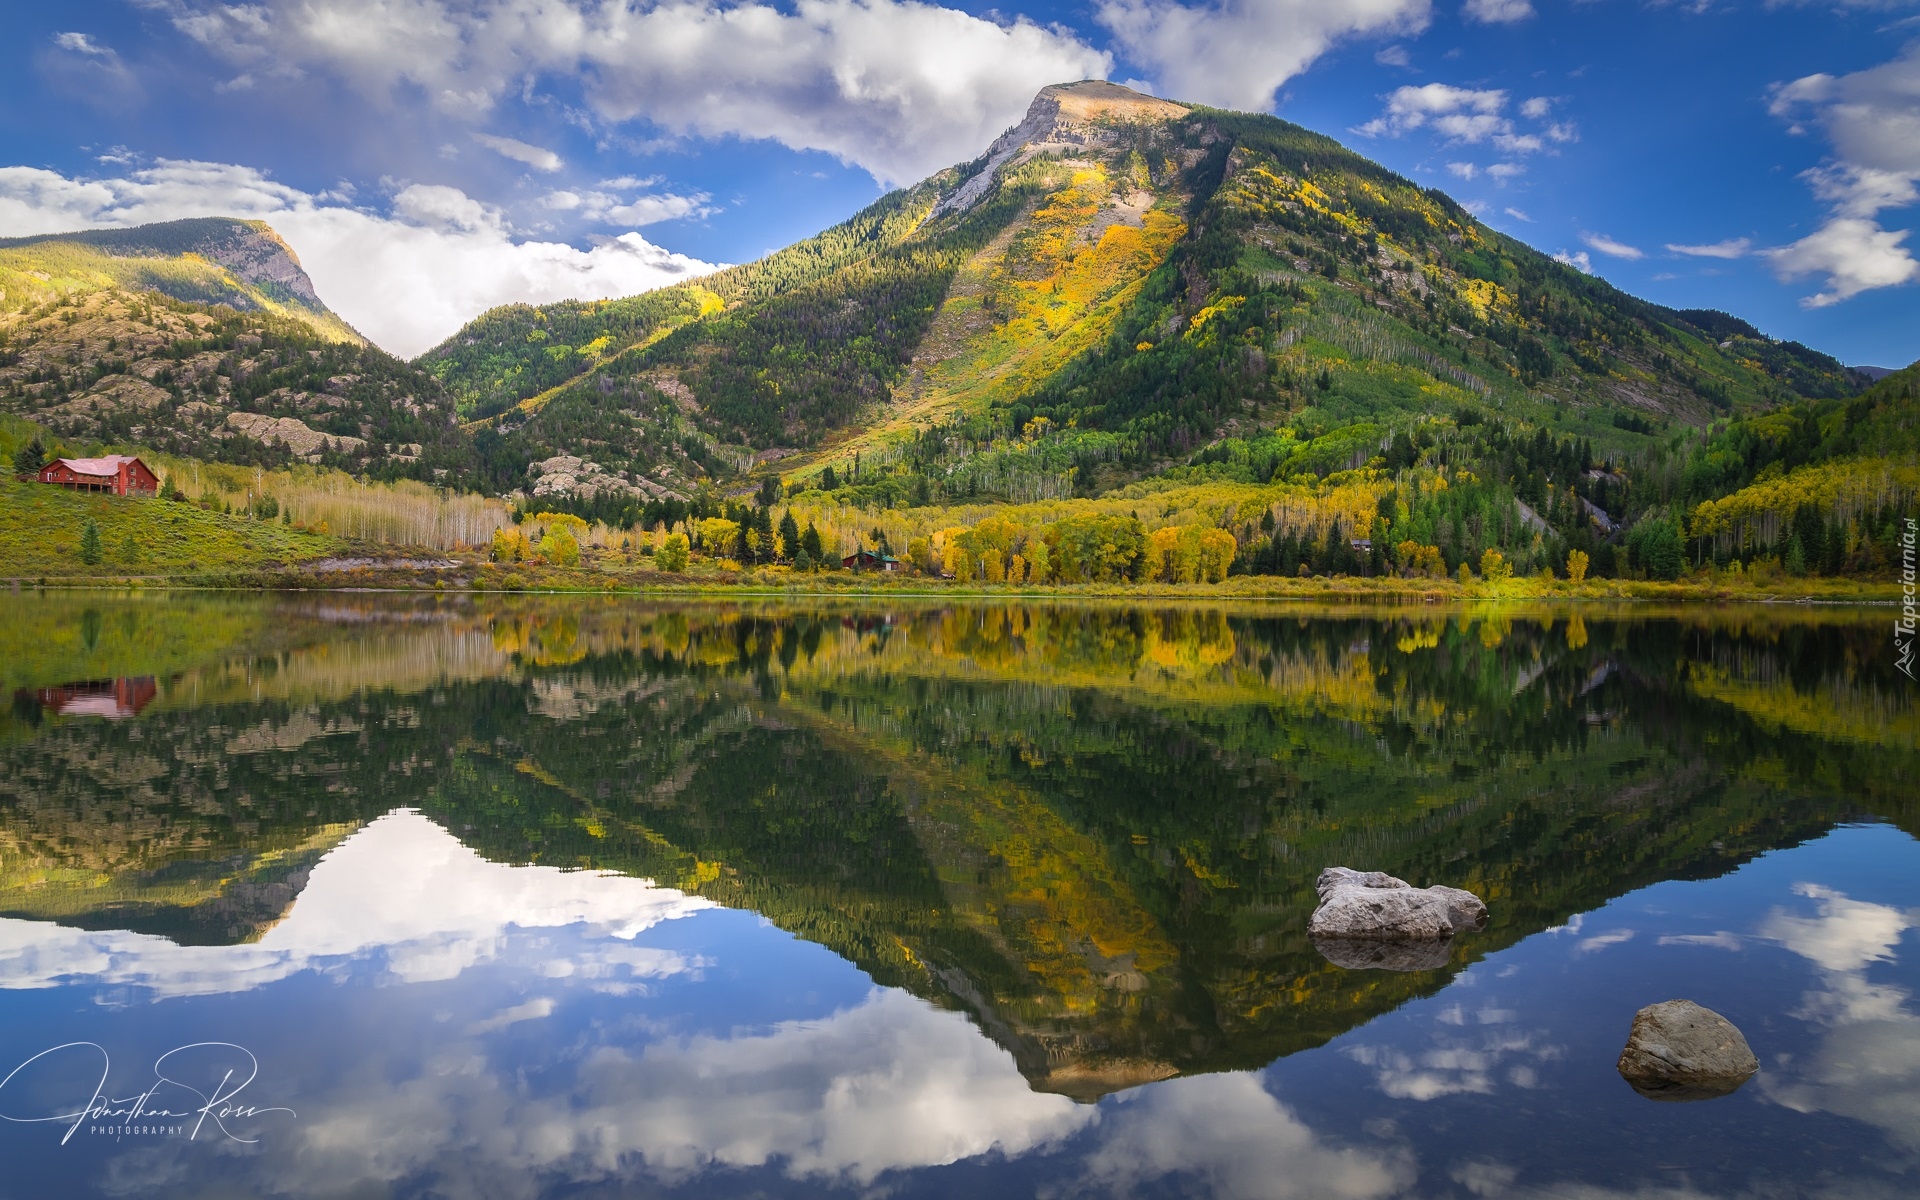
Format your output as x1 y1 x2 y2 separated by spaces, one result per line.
0 217 358 342
426 81 1874 510
0 218 468 479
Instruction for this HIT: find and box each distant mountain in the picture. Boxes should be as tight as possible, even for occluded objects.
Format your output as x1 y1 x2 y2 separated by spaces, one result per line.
1854 365 1899 381
0 218 468 478
426 81 1872 507
0 217 359 343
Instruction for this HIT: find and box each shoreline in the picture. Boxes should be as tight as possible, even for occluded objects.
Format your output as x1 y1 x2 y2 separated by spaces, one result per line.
4 567 1904 605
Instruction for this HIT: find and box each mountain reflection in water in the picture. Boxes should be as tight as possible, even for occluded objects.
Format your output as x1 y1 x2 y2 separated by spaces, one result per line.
0 594 1913 1198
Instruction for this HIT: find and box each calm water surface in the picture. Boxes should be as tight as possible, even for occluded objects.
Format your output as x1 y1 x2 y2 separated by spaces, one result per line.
0 595 1914 1199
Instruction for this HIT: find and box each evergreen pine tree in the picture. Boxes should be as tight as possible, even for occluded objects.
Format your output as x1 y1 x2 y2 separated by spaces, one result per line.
80 518 102 566
801 521 825 564
778 511 801 562
16 437 46 476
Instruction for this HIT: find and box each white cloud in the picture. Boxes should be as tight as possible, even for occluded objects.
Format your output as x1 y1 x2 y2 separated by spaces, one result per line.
1665 237 1751 259
393 182 504 232
1376 44 1412 67
1486 161 1524 180
1803 164 1920 220
1504 206 1531 221
1463 0 1534 24
0 810 712 997
53 31 113 56
1096 0 1432 113
541 186 717 227
472 132 564 172
1767 217 1920 308
1448 162 1479 179
1581 232 1644 260
1554 249 1593 273
1358 83 1508 142
1767 42 1920 306
1075 1073 1414 1199
37 30 142 110
1656 930 1744 949
1762 882 1915 974
1574 928 1634 953
144 0 1113 186
1344 1026 1563 1101
1771 44 1920 181
1756 883 1920 1153
1357 82 1567 159
0 160 721 357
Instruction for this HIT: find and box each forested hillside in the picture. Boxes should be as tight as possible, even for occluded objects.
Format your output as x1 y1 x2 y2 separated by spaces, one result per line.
0 223 470 481
416 80 1895 583
3 84 1906 586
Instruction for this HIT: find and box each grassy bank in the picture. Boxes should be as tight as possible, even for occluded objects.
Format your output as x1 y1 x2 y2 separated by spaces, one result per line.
0 478 338 579
3 479 1903 603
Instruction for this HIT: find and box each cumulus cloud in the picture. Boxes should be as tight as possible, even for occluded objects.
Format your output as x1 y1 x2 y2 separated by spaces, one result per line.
1756 883 1920 1153
541 187 717 226
1767 42 1920 306
1076 1073 1414 1199
1359 83 1508 142
1463 0 1534 24
1554 249 1593 273
1096 0 1432 113
0 160 720 357
1355 82 1566 166
1665 237 1751 259
1581 232 1644 260
142 0 1112 185
472 132 564 172
1768 217 1920 308
1448 162 1479 180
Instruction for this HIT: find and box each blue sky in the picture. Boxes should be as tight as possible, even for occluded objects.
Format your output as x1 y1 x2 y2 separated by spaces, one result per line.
0 0 1912 367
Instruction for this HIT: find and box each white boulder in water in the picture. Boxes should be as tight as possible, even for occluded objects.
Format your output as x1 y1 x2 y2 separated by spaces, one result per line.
1307 867 1489 942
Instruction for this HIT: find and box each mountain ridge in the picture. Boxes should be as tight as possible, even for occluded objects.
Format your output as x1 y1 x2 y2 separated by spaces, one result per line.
0 83 1908 583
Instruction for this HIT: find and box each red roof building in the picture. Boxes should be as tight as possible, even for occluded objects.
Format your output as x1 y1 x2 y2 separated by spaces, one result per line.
29 677 159 720
37 455 159 497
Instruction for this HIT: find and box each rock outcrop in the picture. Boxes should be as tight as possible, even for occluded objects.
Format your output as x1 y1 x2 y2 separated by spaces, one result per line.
1616 1000 1759 1101
931 81 1191 219
1308 867 1488 942
225 411 367 460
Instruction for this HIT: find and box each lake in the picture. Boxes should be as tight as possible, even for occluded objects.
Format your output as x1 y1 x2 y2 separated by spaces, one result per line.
0 593 1914 1198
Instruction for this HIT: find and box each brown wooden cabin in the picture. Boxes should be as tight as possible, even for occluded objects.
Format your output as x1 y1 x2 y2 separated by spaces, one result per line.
841 548 902 572
37 455 159 497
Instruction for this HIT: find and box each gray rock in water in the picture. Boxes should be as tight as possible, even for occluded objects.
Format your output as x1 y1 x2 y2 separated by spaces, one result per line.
1430 885 1490 932
1312 936 1453 972
1308 867 1488 941
1616 1000 1759 1102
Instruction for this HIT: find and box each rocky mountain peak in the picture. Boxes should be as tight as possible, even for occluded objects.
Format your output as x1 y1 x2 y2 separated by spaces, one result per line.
932 80 1192 219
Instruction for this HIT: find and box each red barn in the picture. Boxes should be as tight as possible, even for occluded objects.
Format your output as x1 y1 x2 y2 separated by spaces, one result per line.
37 455 159 498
